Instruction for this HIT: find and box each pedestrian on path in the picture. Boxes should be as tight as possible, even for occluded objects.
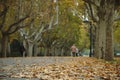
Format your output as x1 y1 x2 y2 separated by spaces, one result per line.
70 44 77 57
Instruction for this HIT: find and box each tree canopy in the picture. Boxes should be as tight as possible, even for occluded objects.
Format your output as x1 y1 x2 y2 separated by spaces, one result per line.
0 0 120 61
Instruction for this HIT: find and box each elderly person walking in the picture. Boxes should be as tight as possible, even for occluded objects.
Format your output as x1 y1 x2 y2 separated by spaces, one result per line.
70 44 77 57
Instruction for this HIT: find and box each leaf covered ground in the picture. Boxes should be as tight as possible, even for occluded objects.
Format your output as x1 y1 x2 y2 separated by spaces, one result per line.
0 57 120 80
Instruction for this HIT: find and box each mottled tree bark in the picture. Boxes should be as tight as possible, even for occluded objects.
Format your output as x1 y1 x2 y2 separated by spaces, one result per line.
105 3 114 60
94 21 106 59
1 33 9 57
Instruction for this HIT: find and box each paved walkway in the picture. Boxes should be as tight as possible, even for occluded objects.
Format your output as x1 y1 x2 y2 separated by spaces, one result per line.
0 57 79 66
1 57 119 80
0 57 81 80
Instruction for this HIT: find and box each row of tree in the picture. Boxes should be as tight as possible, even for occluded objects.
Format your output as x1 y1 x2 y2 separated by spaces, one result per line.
0 0 88 57
0 0 120 61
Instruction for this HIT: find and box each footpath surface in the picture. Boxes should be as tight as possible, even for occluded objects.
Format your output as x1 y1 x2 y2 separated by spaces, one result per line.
0 57 120 80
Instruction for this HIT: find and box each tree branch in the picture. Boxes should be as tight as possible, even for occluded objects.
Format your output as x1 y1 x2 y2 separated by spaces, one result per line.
83 0 99 8
88 3 98 22
8 18 34 34
49 16 54 29
114 16 120 21
6 15 29 33
27 22 43 39
34 24 45 42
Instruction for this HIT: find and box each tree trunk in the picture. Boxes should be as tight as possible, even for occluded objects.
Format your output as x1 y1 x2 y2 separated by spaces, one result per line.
44 47 50 56
94 20 106 59
53 47 55 56
1 34 9 57
94 0 115 60
27 42 34 57
94 18 114 61
105 4 114 61
7 42 11 57
61 48 64 56
105 24 114 60
47 47 50 56
0 42 1 55
34 43 40 56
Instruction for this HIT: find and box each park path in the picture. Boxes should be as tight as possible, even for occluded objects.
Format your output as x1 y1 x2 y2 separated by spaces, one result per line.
0 57 120 80
0 57 76 67
0 57 81 80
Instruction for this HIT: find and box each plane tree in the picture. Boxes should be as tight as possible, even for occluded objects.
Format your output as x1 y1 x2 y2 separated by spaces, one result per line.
19 0 58 57
0 0 33 57
82 0 120 60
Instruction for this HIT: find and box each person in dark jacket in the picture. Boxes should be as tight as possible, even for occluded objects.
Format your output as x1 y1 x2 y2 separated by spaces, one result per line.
20 45 26 57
